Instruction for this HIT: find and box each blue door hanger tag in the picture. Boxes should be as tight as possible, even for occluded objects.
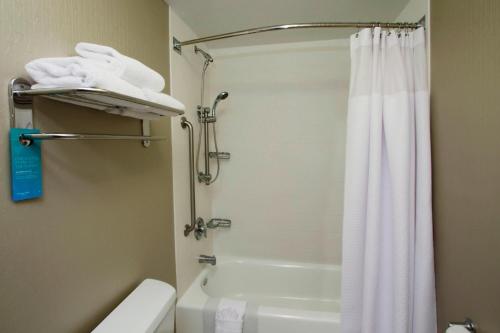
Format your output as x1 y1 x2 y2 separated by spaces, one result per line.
10 128 43 201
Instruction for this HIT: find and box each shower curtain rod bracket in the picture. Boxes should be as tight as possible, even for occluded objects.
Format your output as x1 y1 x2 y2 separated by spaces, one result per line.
173 37 182 54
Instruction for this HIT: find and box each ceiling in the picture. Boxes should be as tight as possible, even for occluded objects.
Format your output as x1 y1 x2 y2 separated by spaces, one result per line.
167 0 411 48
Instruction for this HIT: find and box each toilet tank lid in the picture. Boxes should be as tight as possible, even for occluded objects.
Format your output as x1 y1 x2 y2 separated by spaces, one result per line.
92 279 176 333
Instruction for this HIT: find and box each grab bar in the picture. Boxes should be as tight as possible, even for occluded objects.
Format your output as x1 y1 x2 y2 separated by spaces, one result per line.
180 117 206 239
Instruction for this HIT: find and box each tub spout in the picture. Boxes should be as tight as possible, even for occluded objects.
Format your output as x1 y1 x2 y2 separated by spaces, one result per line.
198 254 216 266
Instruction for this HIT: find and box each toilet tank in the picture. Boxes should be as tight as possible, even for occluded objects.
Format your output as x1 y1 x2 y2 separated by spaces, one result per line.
92 279 176 333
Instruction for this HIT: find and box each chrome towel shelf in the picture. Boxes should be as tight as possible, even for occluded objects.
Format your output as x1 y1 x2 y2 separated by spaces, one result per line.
8 78 184 147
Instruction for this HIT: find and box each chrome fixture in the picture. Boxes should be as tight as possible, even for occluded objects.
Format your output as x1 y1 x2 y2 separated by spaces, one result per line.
194 44 231 185
197 91 229 184
9 78 182 148
192 44 231 185
448 318 476 332
209 151 231 160
194 45 213 63
173 21 422 53
207 218 232 229
19 133 166 146
195 46 213 103
198 254 216 266
211 91 229 118
194 218 207 240
197 103 213 184
195 46 212 107
180 117 207 240
181 116 232 239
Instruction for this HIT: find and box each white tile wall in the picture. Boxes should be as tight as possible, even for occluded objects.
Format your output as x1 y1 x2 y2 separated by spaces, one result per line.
207 39 350 264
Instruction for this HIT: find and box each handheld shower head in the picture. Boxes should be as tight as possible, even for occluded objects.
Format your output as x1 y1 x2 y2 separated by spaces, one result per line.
216 91 229 101
212 91 229 116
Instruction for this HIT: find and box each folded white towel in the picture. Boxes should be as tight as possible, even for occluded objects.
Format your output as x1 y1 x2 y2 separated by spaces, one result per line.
26 57 185 120
76 42 165 92
143 89 185 111
26 57 145 100
105 91 187 119
215 298 247 333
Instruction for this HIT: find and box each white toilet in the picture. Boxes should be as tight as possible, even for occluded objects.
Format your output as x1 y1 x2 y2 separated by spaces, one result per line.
92 279 176 333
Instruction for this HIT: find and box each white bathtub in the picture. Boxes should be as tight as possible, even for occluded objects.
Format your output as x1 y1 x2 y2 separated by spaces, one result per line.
176 257 341 333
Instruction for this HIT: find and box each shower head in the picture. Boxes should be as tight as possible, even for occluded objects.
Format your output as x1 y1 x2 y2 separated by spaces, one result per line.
216 91 229 101
195 45 213 63
211 91 229 116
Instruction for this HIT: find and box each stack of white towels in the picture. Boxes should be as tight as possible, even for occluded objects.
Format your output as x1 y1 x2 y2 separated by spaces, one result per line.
25 42 185 120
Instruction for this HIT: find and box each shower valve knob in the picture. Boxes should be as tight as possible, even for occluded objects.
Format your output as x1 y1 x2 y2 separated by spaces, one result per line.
194 218 207 240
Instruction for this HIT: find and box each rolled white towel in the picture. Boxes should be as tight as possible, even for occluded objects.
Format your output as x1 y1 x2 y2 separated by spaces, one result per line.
75 42 165 92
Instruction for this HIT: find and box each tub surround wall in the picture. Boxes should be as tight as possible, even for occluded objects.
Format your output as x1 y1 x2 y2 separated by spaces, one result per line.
0 1 176 332
169 9 214 296
432 0 500 331
208 40 349 264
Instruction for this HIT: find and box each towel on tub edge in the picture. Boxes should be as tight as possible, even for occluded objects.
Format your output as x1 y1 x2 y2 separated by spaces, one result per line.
203 297 259 333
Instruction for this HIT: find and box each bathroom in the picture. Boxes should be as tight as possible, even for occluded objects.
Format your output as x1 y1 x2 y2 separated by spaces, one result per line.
0 0 499 332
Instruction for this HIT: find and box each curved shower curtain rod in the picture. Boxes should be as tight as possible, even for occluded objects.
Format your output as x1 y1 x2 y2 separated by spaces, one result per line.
173 21 422 53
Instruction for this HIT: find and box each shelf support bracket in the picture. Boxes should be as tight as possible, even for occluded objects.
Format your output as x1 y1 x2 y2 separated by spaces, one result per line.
142 120 151 148
9 78 34 129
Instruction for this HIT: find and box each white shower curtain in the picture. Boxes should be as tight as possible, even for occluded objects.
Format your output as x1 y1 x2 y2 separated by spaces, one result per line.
341 27 436 333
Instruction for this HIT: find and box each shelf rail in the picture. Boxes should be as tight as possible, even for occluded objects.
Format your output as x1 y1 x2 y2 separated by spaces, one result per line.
19 133 167 146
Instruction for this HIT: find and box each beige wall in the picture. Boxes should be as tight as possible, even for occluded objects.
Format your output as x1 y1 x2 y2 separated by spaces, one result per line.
431 1 500 332
169 9 214 296
0 1 176 332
